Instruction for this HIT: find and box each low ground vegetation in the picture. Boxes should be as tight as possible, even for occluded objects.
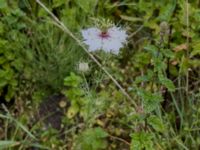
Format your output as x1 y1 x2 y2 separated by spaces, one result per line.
0 0 200 150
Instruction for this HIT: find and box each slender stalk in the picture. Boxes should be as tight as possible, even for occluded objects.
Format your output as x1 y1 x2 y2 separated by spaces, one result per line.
185 0 189 96
129 25 144 38
35 0 137 107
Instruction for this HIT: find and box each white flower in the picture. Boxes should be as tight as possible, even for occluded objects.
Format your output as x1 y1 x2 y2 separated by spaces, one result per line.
78 62 89 72
81 26 128 54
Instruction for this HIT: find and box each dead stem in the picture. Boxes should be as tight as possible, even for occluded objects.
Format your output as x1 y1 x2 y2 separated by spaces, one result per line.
108 134 131 146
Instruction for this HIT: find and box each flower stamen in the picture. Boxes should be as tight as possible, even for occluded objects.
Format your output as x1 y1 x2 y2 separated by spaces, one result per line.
98 31 110 39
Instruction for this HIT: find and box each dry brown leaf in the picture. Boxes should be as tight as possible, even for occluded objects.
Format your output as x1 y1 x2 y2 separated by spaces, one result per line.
96 119 105 127
173 43 188 52
171 60 178 65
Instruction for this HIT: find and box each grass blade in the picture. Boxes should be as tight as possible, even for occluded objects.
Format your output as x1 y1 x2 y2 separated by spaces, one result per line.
0 141 20 149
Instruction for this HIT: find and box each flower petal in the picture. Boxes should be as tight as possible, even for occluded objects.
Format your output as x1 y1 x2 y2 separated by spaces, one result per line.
108 27 128 43
81 28 100 41
102 38 123 54
83 39 102 51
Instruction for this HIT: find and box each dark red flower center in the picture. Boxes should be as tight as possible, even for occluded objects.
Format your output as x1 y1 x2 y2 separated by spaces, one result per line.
98 31 110 39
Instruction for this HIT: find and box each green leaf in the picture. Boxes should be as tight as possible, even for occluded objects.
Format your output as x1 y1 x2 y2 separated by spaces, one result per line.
130 131 154 150
153 57 167 72
147 115 166 132
64 72 82 87
74 127 108 150
0 77 7 87
0 39 8 49
0 0 7 9
158 73 176 92
52 0 66 8
61 8 78 29
5 85 17 101
0 57 6 64
158 0 176 21
12 58 24 71
138 89 163 113
190 59 200 68
0 22 4 34
161 49 175 59
134 52 151 68
135 69 154 83
11 9 26 17
76 0 95 13
135 75 149 84
93 127 108 138
144 45 158 57
191 48 200 57
64 88 84 99
179 56 190 75
169 65 178 76
191 40 200 57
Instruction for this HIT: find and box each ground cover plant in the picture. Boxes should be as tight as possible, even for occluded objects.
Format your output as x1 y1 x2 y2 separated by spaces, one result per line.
0 0 200 149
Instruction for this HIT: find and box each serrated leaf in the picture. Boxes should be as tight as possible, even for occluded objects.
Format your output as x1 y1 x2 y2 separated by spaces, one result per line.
147 115 166 132
158 0 176 21
138 89 163 113
135 75 149 83
144 45 158 57
191 40 200 57
162 49 175 58
74 127 108 150
93 127 108 138
153 57 167 72
143 94 163 113
130 131 154 150
158 74 176 92
135 70 154 83
64 72 82 87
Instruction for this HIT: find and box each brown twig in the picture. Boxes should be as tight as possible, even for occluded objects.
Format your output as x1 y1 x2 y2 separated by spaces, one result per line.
108 134 131 146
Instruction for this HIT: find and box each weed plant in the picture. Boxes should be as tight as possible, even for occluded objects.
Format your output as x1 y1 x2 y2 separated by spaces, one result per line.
0 0 200 150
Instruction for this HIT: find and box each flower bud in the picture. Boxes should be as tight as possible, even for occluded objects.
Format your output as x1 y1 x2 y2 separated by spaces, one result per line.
160 21 169 36
78 62 89 72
